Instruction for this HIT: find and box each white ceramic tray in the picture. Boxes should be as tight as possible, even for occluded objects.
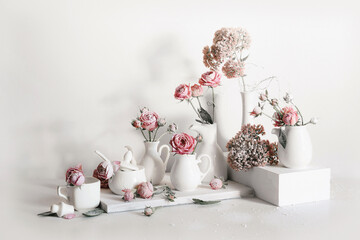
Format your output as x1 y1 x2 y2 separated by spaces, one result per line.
100 175 254 213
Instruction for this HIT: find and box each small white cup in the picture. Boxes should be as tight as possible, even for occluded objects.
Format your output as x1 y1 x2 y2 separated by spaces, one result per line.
57 177 100 211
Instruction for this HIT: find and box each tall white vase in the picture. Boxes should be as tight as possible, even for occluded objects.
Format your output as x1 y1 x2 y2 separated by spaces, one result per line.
139 141 170 185
240 91 256 126
272 126 312 169
189 123 227 182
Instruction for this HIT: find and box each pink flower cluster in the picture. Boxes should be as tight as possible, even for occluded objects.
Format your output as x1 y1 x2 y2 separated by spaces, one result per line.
170 133 197 155
222 60 245 79
66 164 85 186
203 27 251 74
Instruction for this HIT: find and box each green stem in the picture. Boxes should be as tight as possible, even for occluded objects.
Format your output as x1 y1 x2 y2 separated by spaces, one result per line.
196 97 202 108
148 131 152 142
140 129 148 141
291 101 304 125
266 99 282 114
188 99 203 122
211 87 215 122
192 141 199 155
153 127 159 141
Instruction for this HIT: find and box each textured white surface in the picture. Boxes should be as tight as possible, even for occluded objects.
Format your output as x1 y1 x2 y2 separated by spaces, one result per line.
3 178 359 240
101 175 254 213
229 165 331 206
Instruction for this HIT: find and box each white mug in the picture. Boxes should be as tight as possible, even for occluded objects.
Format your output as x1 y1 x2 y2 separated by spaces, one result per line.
57 177 100 211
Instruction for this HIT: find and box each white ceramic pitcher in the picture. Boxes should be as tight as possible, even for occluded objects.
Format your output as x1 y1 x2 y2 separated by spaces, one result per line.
272 125 312 169
170 154 211 191
189 123 227 182
140 141 170 185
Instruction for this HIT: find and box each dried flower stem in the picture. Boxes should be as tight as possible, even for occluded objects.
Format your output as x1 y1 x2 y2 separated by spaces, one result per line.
148 131 151 142
211 87 215 122
153 127 159 141
140 129 148 141
188 99 203 122
196 97 202 108
291 101 304 125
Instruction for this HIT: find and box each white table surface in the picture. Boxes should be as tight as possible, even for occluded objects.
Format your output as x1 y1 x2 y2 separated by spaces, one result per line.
2 177 359 240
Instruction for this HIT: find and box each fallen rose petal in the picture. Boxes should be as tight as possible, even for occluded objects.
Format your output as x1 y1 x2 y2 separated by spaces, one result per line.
63 213 76 219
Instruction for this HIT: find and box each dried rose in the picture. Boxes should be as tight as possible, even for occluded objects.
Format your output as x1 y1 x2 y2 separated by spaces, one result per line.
131 119 142 129
122 189 135 202
209 178 223 190
282 106 299 126
139 110 159 132
174 84 192 100
157 118 166 127
167 123 178 133
250 106 262 117
199 71 221 88
137 182 154 199
170 133 197 155
66 164 85 186
144 206 154 217
191 84 203 97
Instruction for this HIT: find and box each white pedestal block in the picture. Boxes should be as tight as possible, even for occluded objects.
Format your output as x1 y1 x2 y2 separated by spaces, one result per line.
229 165 331 206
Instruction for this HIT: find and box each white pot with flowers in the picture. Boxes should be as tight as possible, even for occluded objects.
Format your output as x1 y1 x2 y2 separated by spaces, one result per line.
131 107 177 185
251 91 318 169
169 132 211 191
174 72 227 182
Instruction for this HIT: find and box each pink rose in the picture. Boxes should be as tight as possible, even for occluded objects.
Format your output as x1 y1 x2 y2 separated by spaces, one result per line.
170 133 197 155
139 111 159 131
137 182 154 199
66 164 85 186
210 178 223 190
191 84 203 97
131 119 142 129
122 189 134 202
174 84 191 100
199 71 221 88
282 107 299 126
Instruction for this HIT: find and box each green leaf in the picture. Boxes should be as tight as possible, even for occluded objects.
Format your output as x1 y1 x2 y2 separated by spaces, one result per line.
192 198 221 205
198 107 213 124
241 54 249 62
82 208 105 217
37 211 58 217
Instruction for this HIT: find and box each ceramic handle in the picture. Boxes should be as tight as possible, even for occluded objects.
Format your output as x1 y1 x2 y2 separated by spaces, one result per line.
158 144 171 168
197 154 212 182
57 186 69 201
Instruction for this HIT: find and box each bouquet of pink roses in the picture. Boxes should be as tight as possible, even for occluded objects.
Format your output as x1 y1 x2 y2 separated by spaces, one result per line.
174 70 221 124
131 107 177 142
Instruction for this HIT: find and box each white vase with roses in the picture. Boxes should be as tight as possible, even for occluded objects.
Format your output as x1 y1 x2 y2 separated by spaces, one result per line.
132 107 177 185
169 133 212 191
174 71 228 181
251 91 318 169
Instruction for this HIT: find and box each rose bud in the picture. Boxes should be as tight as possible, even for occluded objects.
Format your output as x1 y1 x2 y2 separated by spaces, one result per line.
250 106 262 117
136 182 154 199
122 189 135 202
259 93 267 101
144 206 154 217
196 134 203 143
66 165 85 186
209 178 223 190
131 119 142 129
167 123 178 133
157 118 166 127
270 98 278 106
191 84 203 97
283 92 293 103
140 107 149 113
310 117 318 124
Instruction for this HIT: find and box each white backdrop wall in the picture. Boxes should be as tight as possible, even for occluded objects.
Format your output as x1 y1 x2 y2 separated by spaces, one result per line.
1 0 359 183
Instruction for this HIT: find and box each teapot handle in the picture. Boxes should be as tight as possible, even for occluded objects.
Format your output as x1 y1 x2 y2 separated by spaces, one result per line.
158 144 170 169
196 154 212 182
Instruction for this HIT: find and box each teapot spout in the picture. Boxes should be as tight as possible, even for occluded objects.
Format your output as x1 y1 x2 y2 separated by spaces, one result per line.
272 127 287 149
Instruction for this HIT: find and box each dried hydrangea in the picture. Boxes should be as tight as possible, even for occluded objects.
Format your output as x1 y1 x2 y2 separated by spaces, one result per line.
203 27 251 75
222 60 245 79
226 124 279 171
